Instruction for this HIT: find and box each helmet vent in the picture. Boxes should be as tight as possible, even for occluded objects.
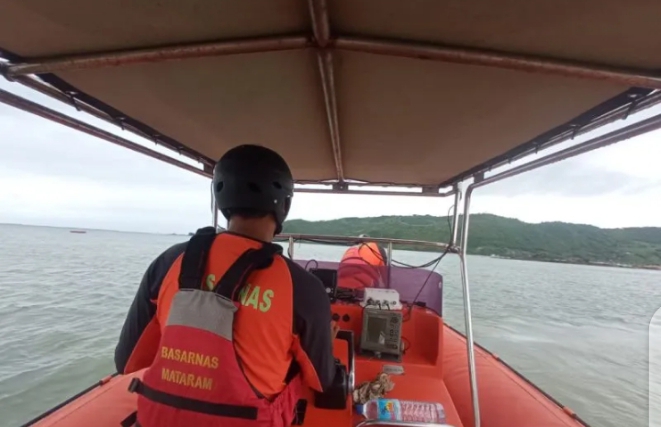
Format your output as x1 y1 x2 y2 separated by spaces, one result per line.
273 181 282 190
248 182 261 193
215 182 224 192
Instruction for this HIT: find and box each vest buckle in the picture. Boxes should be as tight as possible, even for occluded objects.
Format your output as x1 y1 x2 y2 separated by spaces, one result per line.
128 378 141 394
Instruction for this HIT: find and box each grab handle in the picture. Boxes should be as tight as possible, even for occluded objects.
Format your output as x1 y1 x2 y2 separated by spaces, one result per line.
335 329 355 393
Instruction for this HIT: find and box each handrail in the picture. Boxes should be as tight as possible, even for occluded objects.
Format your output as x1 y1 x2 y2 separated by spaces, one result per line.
293 187 454 197
458 195 480 427
335 330 355 393
276 233 450 250
449 187 462 247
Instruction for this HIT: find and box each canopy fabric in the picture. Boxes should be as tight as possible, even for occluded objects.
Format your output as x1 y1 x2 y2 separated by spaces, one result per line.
1 0 659 187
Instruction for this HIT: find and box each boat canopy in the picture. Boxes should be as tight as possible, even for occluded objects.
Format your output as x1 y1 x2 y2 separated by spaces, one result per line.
1 0 661 190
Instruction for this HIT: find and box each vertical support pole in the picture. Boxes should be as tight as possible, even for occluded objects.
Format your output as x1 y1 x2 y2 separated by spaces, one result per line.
212 208 218 229
387 241 393 287
459 185 480 427
450 184 462 247
288 236 295 259
210 182 218 229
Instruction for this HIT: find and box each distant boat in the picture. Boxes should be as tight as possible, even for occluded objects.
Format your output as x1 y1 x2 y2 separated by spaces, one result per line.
70 230 87 234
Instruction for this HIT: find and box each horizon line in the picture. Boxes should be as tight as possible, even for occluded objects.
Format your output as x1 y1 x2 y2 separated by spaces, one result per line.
2 212 660 235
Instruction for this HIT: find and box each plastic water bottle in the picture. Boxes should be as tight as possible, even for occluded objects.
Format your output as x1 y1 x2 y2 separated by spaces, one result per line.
359 398 446 423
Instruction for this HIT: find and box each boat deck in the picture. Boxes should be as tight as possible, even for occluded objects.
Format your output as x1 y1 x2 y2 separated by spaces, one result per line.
20 258 591 427
26 305 463 427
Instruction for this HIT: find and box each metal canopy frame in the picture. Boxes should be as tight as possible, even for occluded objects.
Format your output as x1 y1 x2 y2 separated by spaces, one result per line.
0 83 461 197
2 0 661 190
2 4 661 427
5 30 661 90
2 52 657 427
0 77 460 197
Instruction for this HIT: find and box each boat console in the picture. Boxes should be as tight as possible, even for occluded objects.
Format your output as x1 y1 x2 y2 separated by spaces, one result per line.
295 265 457 427
360 307 404 361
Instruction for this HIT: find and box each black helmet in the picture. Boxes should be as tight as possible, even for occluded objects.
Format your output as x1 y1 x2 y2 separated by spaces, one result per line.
213 144 294 234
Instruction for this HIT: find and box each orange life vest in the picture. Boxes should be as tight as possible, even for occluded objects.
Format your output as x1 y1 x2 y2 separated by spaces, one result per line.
337 243 386 290
124 228 303 427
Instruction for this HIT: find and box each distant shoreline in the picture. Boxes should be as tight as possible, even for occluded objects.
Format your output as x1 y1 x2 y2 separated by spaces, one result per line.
486 254 661 271
284 213 661 270
413 246 661 271
0 222 185 236
4 220 661 271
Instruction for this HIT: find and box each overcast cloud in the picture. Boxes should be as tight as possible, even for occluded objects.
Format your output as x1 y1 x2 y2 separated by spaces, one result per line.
0 79 659 234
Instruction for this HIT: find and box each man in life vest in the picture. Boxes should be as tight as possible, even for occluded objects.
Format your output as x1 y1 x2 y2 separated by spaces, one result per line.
114 145 338 427
337 235 388 290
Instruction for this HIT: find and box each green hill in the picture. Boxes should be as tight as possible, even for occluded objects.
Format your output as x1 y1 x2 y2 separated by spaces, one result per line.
283 214 661 268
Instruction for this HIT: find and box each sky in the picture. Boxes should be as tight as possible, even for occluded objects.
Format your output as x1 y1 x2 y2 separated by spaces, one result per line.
0 78 660 234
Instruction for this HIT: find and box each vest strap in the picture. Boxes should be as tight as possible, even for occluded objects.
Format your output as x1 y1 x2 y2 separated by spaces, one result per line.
120 411 137 427
214 243 283 300
128 378 258 419
178 227 217 289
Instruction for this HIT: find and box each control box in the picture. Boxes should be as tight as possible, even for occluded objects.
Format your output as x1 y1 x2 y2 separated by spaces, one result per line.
360 288 402 310
309 268 338 302
360 308 403 361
